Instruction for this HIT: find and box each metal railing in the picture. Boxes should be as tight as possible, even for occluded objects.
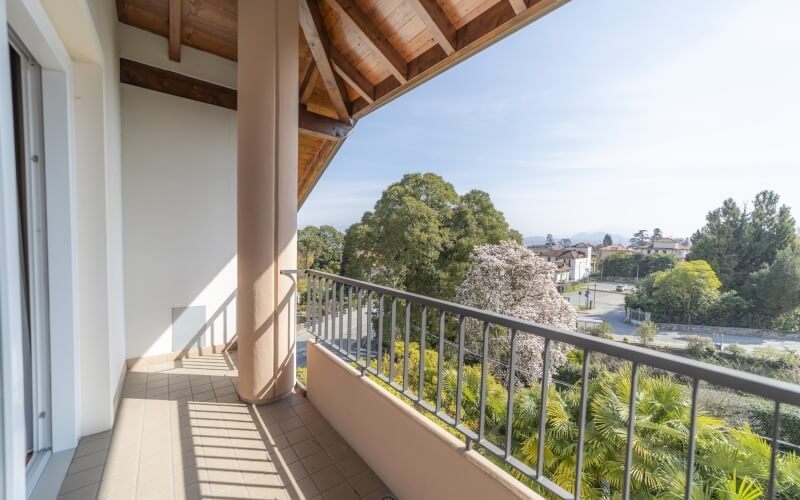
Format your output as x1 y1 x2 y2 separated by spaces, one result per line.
289 269 800 500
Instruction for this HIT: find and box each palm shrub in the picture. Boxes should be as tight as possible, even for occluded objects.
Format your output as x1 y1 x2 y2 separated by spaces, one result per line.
369 342 798 498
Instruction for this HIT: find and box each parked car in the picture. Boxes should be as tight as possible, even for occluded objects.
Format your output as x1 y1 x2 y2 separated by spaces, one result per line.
616 284 625 292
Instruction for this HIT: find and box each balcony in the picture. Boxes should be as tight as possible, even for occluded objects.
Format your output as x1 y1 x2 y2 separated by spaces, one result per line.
56 270 800 500
56 351 393 500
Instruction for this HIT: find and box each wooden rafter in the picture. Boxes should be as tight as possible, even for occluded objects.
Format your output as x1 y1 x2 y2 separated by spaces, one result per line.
331 47 374 103
353 0 565 118
299 107 353 141
168 0 182 61
508 0 528 15
327 0 408 84
119 58 352 141
300 64 319 104
299 0 351 122
405 0 456 55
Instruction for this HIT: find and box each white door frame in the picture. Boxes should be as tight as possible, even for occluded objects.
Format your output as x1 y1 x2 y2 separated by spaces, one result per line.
3 0 82 496
0 1 28 497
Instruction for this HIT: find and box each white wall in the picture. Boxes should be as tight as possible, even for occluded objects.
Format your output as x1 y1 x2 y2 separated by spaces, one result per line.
120 26 238 359
72 62 115 435
87 0 126 418
121 86 237 358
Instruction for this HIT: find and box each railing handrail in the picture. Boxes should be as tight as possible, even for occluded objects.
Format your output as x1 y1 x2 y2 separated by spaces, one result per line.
288 269 800 408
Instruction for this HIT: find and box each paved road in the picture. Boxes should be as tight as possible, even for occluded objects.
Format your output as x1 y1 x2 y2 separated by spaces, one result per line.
297 306 373 368
565 282 800 352
297 283 800 363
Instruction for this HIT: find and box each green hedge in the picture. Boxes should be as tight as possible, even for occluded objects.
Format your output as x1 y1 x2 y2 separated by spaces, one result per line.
748 400 800 447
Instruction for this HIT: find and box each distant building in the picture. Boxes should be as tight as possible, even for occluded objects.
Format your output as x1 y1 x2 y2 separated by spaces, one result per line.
636 238 690 261
598 244 634 260
553 262 570 285
529 243 592 281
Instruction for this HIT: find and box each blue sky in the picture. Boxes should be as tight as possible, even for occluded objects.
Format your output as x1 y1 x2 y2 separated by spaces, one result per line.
299 0 800 240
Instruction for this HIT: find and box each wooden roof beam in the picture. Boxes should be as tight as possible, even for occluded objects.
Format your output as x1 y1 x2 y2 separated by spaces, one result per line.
299 0 351 122
300 64 320 104
508 0 528 15
119 58 351 141
405 0 456 55
299 107 353 140
331 47 374 103
168 0 182 61
353 0 567 119
327 0 408 84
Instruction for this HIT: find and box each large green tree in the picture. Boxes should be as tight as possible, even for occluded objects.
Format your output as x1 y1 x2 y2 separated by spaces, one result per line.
341 173 521 299
627 260 722 323
743 244 800 317
689 191 796 291
297 225 344 273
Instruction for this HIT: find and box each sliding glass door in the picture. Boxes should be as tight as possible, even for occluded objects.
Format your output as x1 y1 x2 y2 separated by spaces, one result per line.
8 30 51 491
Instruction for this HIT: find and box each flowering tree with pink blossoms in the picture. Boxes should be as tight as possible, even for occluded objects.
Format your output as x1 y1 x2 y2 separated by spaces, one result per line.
455 241 577 384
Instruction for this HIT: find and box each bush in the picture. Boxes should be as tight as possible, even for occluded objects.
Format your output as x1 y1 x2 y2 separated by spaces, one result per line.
686 336 715 357
747 399 800 446
724 343 746 358
636 320 658 345
587 321 614 339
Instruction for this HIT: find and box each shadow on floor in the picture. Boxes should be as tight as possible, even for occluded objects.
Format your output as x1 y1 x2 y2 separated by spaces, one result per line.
57 353 394 500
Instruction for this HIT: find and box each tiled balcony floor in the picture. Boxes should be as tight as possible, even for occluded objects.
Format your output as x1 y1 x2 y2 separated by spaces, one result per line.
58 352 394 500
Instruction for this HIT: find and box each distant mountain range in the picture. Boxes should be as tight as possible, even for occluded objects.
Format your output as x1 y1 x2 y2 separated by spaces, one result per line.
524 232 629 246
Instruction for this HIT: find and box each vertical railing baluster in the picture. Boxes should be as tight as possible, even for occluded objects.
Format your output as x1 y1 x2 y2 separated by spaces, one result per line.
389 298 397 383
455 316 465 428
316 276 322 338
366 292 373 370
324 279 329 342
403 301 411 391
356 289 362 364
767 401 782 500
478 321 491 442
504 330 517 459
536 338 552 478
348 286 353 357
306 272 313 333
418 306 428 402
622 363 639 500
331 280 339 345
684 378 700 500
436 311 445 414
574 350 591 499
338 283 344 351
377 294 385 376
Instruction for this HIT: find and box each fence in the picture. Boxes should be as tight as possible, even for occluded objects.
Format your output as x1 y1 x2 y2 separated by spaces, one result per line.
294 269 800 500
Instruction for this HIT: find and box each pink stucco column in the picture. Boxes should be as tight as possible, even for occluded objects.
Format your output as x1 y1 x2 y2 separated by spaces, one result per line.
236 0 298 404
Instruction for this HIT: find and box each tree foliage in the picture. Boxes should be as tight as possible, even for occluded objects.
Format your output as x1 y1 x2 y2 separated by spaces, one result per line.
545 233 556 247
652 227 663 241
689 191 796 291
627 261 722 323
341 173 521 300
558 238 572 248
742 245 800 317
630 229 650 247
602 233 613 246
297 225 344 273
455 241 576 383
602 252 677 279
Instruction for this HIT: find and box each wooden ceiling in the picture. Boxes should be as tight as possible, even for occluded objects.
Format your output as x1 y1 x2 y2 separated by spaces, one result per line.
116 0 567 204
